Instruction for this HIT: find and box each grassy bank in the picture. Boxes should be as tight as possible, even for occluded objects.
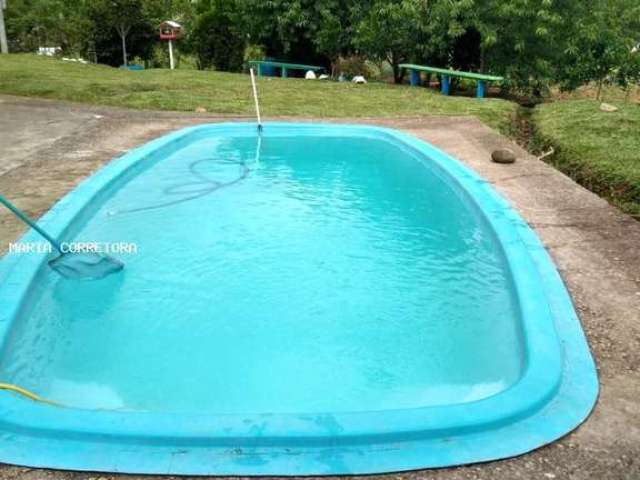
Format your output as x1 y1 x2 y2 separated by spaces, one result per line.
3 55 639 218
534 100 640 218
0 54 516 131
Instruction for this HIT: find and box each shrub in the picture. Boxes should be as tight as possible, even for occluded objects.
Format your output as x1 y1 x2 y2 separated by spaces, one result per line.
149 44 170 69
243 44 266 72
335 55 373 79
190 2 245 72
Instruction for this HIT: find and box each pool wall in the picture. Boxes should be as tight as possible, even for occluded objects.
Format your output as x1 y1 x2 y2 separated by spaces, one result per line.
0 123 598 475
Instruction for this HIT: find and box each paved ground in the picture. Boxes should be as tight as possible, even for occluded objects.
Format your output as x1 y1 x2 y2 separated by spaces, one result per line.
0 95 639 480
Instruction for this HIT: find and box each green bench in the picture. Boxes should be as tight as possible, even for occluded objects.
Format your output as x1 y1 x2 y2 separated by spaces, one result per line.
399 64 504 98
248 60 324 78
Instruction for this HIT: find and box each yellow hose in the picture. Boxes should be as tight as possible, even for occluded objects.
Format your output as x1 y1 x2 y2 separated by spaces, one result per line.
0 383 60 406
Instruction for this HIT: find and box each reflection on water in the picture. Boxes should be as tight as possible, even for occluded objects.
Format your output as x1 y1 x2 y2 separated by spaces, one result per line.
48 379 126 410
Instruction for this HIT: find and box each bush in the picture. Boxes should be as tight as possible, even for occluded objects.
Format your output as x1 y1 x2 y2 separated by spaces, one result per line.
334 55 373 80
84 0 156 68
243 44 266 72
190 2 245 72
149 44 170 69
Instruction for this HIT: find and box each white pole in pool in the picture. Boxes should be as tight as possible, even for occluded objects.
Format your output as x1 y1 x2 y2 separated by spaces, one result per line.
249 67 262 133
168 39 175 70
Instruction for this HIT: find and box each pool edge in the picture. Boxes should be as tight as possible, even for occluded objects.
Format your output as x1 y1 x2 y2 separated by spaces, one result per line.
0 122 598 475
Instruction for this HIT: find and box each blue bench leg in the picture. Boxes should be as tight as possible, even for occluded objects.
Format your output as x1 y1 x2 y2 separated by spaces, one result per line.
410 69 420 86
440 75 450 95
477 80 486 98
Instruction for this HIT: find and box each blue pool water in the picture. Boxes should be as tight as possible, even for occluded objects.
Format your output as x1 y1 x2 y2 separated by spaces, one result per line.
1 133 522 412
0 124 597 474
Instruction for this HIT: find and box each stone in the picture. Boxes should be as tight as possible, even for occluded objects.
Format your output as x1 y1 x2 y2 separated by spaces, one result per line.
352 75 367 84
491 148 517 164
600 102 618 112
305 70 317 79
194 107 207 113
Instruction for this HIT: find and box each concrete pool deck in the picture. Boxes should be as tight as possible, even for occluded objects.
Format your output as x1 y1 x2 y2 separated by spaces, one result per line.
0 95 638 479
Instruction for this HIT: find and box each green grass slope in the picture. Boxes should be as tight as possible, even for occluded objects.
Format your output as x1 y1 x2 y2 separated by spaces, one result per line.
535 100 640 218
3 55 638 218
0 54 516 131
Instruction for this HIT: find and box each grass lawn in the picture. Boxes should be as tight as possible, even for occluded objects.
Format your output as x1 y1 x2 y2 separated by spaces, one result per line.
2 54 639 218
535 100 640 218
0 54 516 131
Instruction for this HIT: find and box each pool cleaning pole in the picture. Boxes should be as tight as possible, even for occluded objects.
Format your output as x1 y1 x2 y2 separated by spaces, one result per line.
0 194 62 251
250 67 262 133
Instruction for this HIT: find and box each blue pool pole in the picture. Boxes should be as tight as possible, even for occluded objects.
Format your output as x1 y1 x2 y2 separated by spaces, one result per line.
0 194 63 252
410 70 420 87
440 75 450 95
477 80 486 98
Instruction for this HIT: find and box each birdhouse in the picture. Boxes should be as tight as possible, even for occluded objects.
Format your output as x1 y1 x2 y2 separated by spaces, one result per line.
159 21 182 41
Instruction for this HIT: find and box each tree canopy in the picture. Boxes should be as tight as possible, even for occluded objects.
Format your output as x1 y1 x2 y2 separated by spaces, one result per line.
3 0 639 93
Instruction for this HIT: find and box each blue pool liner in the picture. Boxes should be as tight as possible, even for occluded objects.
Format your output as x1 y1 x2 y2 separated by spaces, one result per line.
0 123 597 475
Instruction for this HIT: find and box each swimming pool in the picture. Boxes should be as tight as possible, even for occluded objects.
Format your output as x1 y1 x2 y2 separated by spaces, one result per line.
0 123 597 474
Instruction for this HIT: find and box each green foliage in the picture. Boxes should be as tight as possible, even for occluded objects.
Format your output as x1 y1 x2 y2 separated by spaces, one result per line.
559 0 640 98
313 1 355 64
334 55 373 79
4 0 195 64
4 0 91 54
535 100 640 218
149 42 170 68
189 0 245 72
244 44 266 72
353 0 428 83
238 0 358 68
4 0 639 93
85 0 155 67
457 0 576 95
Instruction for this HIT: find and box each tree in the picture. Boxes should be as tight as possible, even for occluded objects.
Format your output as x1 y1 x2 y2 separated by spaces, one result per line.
189 0 245 71
112 0 146 66
559 0 640 99
239 0 322 66
454 0 577 95
141 0 197 68
4 0 91 54
353 0 428 83
311 0 358 74
85 0 155 66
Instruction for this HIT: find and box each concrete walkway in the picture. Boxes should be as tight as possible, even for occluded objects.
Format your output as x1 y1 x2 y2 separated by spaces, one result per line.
0 95 638 480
